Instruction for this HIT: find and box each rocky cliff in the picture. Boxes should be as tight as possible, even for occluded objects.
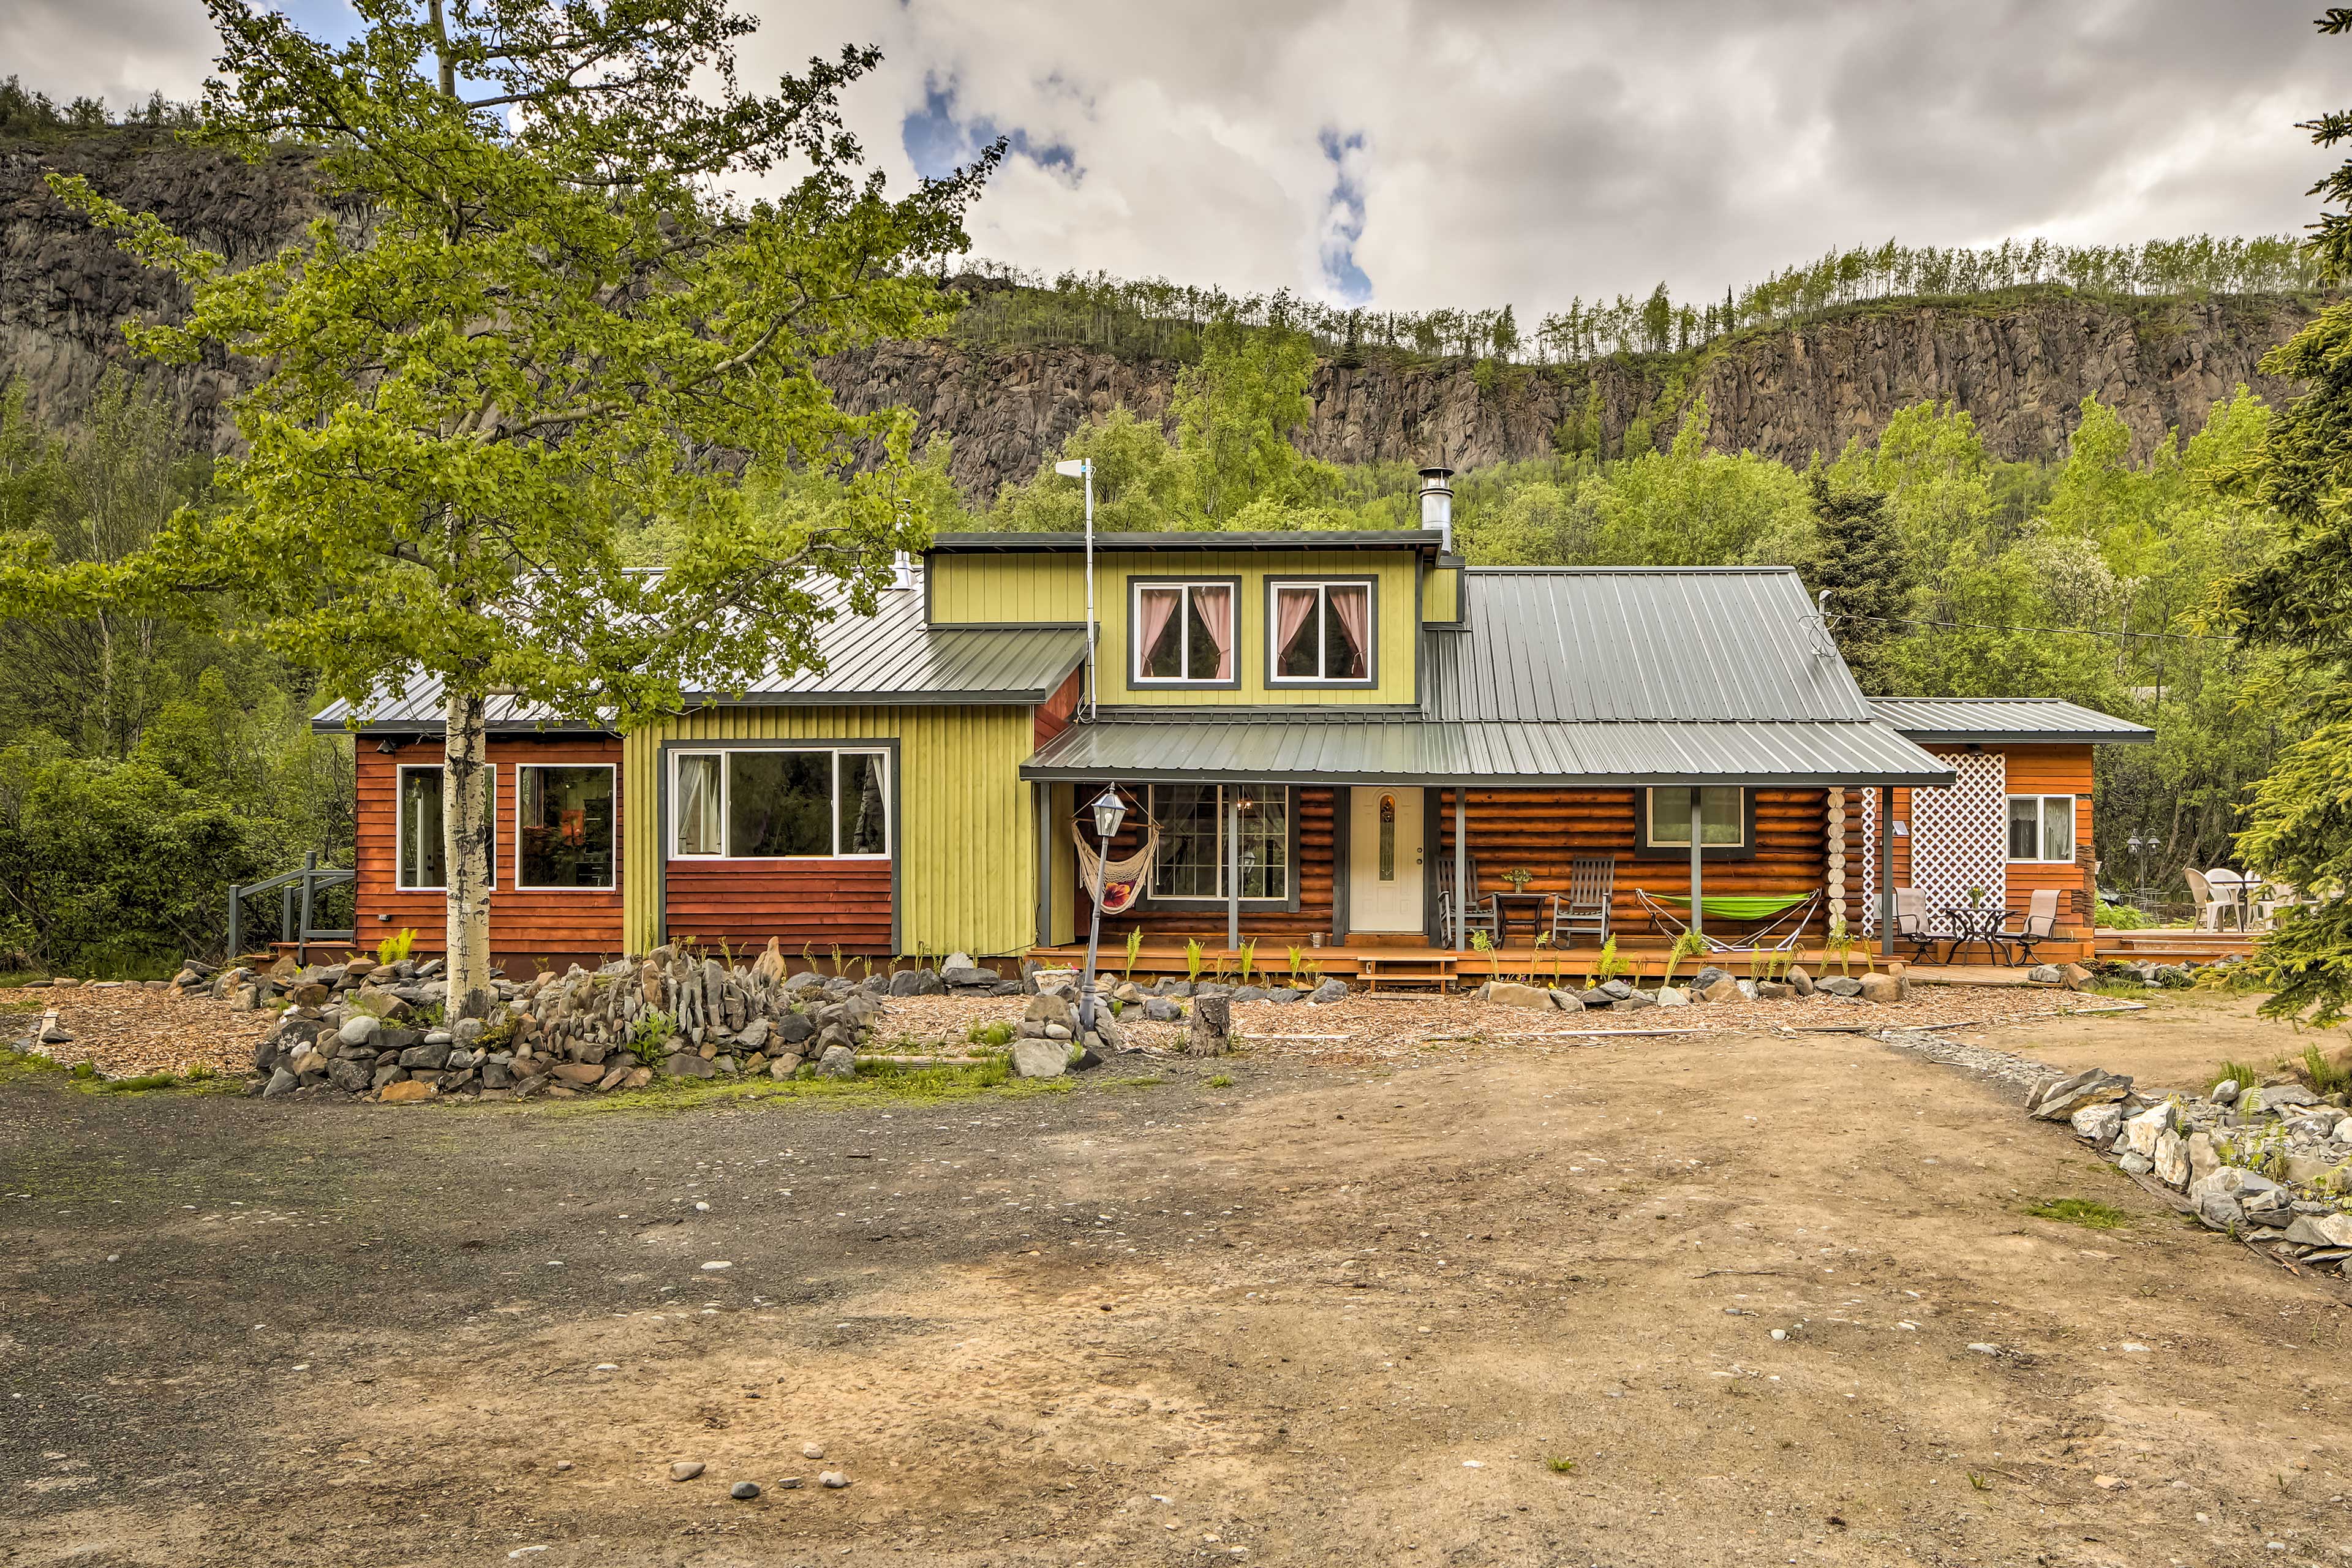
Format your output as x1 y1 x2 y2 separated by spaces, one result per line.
1 132 2318 497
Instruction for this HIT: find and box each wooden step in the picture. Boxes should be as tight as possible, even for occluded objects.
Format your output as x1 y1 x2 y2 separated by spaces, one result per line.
1355 954 1458 993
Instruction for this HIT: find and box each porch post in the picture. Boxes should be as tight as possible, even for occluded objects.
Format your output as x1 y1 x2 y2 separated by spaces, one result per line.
1033 783 1052 951
1689 790 1705 938
1453 787 1467 951
1879 783 1895 959
1227 791 1241 952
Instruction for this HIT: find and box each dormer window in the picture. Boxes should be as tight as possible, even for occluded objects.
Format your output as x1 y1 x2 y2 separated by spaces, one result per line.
1269 579 1374 684
1132 579 1237 685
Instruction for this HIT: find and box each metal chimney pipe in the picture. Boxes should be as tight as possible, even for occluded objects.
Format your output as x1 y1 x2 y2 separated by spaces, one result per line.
1417 465 1455 554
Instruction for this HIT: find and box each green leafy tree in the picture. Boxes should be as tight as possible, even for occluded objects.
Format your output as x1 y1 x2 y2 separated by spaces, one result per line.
1172 319 1318 521
1805 472 1913 691
24 0 995 1014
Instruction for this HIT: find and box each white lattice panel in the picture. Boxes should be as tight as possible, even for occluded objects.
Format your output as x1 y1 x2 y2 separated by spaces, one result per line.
1907 753 2008 918
1860 788 1877 935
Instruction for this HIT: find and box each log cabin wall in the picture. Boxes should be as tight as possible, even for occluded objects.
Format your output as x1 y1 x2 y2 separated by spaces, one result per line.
356 735 626 968
1433 787 1833 940
1076 786 1339 946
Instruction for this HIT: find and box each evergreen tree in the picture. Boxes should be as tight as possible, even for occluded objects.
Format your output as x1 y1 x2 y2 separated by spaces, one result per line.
1806 472 1913 692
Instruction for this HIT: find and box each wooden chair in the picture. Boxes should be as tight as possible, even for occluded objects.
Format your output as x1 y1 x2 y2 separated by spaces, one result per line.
1893 887 1956 962
1434 854 1499 946
1996 888 2061 965
1550 857 1615 945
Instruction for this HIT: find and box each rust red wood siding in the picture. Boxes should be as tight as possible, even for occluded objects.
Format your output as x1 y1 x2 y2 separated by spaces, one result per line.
663 859 894 953
1034 665 1084 749
356 736 625 961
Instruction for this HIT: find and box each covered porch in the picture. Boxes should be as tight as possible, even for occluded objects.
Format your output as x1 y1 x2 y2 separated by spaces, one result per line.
1019 714 2021 988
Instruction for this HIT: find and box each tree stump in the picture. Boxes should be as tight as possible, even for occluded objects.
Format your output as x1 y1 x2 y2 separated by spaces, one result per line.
1186 993 1232 1057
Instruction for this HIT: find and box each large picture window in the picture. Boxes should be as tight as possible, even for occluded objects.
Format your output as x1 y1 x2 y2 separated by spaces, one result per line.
1146 783 1288 901
1644 786 1745 848
396 764 496 891
1133 581 1236 684
670 748 890 860
1269 580 1373 684
2007 794 2076 862
518 764 616 889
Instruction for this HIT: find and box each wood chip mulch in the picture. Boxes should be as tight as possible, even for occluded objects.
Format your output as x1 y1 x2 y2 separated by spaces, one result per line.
2 984 270 1079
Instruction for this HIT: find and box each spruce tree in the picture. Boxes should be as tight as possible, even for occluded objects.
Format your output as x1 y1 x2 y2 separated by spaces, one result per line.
1806 472 1913 692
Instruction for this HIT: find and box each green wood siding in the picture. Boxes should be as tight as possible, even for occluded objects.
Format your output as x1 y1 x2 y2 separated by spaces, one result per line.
622 704 1039 957
930 553 1088 624
1423 564 1461 624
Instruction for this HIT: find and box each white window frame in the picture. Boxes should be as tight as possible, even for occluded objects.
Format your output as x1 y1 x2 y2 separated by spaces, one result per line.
1130 579 1238 685
1266 578 1376 685
1643 786 1746 849
1143 783 1290 903
394 762 495 892
668 747 892 861
514 762 618 892
2007 794 2077 864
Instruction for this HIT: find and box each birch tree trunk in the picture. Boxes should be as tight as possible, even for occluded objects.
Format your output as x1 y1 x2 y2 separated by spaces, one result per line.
443 688 494 1019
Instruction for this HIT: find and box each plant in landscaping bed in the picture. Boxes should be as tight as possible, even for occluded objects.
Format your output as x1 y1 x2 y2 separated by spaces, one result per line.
1660 929 1707 990
627 1009 674 1065
1185 938 1204 984
1124 929 1144 983
1470 929 1493 954
2212 1058 2264 1094
2096 899 2153 930
1285 942 1305 986
1238 938 1257 987
376 927 416 967
2304 1043 2352 1096
1526 930 1551 986
1596 935 1625 984
967 1019 1014 1049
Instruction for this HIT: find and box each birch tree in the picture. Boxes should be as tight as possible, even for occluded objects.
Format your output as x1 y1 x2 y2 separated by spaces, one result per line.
25 0 995 1016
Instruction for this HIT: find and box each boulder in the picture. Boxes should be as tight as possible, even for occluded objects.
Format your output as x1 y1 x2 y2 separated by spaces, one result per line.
1010 1037 1068 1079
734 1018 771 1052
1700 976 1743 1005
398 1041 452 1072
2119 1102 2178 1158
662 1052 717 1080
887 967 943 997
2188 1166 2288 1206
815 1044 857 1079
1755 981 1792 1001
1231 986 1268 1003
1857 973 1901 1004
1550 988 1588 1011
1785 966 1813 997
2196 1191 2246 1232
2069 1102 2125 1148
784 970 825 994
2030 1068 2133 1121
1188 992 1234 1057
1618 992 1657 1011
551 1062 604 1085
2059 962 2094 990
1488 981 1555 1011
1691 967 1727 991
1599 979 1634 1001
768 1054 802 1080
1024 992 1078 1030
2283 1212 2352 1248
2245 1084 2320 1115
1654 987 1688 1007
2152 1129 2191 1188
1308 979 1349 1005
329 1058 373 1095
379 1079 437 1103
262 1066 298 1098
336 1014 382 1049
1143 996 1182 1023
1815 975 1863 998
2210 1078 2241 1106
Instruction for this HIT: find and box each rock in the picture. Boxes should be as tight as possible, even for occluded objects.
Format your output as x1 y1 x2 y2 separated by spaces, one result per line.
1857 973 1901 1003
663 1052 717 1080
802 1444 825 1460
670 1461 705 1482
1024 992 1077 1030
329 1058 372 1095
2187 1130 2219 1183
1700 976 1743 1004
2211 1078 2241 1106
2152 1129 2191 1188
1231 985 1268 1003
1755 981 1792 1001
1143 996 1182 1023
1488 981 1555 1011
1617 992 1657 1011
1309 979 1348 1005
1267 987 1302 1005
263 1066 298 1098
551 1062 603 1085
783 970 825 993
2059 962 2094 990
2030 1069 2133 1121
1599 979 1633 1001
734 1018 771 1052
1550 988 1588 1011
1815 975 1863 997
2027 965 2062 984
1885 960 1910 998
1691 966 1726 990
336 1014 382 1048
1785 967 1813 997
941 965 1000 990
1160 979 1193 997
2120 1102 2178 1158
2188 1166 2289 1205
398 1041 452 1072
2196 1191 2247 1232
2285 1212 2352 1248
1010 1037 1068 1079
2069 1103 2125 1148
1188 992 1234 1056
2278 1153 2352 1189
2247 1084 2320 1114
730 1480 761 1500
775 1476 804 1489
819 1471 850 1489
379 1079 437 1103
1654 986 1688 1007
815 1044 856 1079
2117 1150 2154 1175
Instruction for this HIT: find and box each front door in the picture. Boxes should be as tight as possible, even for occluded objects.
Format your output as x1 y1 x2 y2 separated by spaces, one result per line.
1349 786 1424 932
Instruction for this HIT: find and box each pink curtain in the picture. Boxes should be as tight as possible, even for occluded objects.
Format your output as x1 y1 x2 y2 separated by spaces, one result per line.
1275 587 1317 668
1198 586 1234 679
1331 586 1370 677
1137 588 1179 674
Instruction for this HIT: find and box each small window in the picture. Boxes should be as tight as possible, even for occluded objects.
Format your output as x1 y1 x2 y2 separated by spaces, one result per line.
2008 795 2076 862
1646 786 1744 848
1133 581 1235 684
670 748 891 860
1145 783 1288 901
396 763 495 891
517 764 616 889
1270 581 1373 683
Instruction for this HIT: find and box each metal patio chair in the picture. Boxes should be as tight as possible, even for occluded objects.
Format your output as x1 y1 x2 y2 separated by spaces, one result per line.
1893 887 1958 963
1994 888 2062 967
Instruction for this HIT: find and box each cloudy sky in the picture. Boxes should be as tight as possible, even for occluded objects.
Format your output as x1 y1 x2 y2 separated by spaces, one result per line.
7 0 2344 313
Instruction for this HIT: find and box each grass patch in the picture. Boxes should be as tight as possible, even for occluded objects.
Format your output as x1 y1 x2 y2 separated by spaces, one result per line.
1546 1456 1577 1475
2212 1058 2265 1094
1205 1073 1234 1088
2024 1197 2131 1231
533 1057 1074 1117
2301 1044 2352 1096
0 1046 67 1084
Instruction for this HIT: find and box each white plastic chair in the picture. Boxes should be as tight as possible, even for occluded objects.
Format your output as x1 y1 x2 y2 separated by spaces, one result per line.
2206 869 2247 931
2184 867 2228 932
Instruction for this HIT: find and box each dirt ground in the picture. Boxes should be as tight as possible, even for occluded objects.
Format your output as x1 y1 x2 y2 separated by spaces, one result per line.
6 992 2351 1567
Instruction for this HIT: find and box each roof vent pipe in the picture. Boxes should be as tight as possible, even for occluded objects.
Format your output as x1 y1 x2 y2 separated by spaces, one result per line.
1417 465 1455 555
891 550 915 590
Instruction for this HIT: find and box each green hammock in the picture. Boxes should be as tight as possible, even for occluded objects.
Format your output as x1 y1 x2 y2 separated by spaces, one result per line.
1649 892 1814 921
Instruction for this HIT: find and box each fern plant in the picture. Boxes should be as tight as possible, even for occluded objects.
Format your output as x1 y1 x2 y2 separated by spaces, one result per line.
375 927 417 967
1237 938 1257 986
1596 935 1625 984
1123 927 1143 982
1660 928 1706 990
1185 937 1204 984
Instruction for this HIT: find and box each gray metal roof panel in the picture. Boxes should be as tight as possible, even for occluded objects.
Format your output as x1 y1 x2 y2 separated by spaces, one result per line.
311 568 1086 731
1425 568 1872 724
1020 715 1956 787
1868 696 2154 744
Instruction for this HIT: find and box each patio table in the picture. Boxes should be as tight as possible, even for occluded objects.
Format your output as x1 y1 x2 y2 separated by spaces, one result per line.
1491 890 1551 948
1939 905 2013 965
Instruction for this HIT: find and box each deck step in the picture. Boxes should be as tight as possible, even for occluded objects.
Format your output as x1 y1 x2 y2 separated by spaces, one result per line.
1355 954 1458 993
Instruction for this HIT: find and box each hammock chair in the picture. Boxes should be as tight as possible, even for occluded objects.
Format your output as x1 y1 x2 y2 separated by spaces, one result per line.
1633 888 1822 954
1072 818 1162 915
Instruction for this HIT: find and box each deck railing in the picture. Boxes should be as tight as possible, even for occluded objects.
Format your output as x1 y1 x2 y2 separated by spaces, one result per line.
227 851 356 962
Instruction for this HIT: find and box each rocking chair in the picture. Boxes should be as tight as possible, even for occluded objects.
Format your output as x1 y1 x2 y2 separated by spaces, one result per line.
1434 854 1501 945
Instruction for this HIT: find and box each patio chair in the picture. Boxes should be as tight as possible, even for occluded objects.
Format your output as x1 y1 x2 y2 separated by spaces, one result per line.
2185 867 2237 932
1434 853 1499 946
2253 880 2307 928
1994 888 2061 966
1893 887 1958 963
1548 856 1615 945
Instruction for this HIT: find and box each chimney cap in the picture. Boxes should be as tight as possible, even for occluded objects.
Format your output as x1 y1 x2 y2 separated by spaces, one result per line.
1417 464 1455 485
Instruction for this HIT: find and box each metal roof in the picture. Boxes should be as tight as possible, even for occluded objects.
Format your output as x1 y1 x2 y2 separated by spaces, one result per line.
1868 696 2154 744
1427 568 1877 722
1020 714 1956 788
312 569 1087 733
929 529 1443 556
